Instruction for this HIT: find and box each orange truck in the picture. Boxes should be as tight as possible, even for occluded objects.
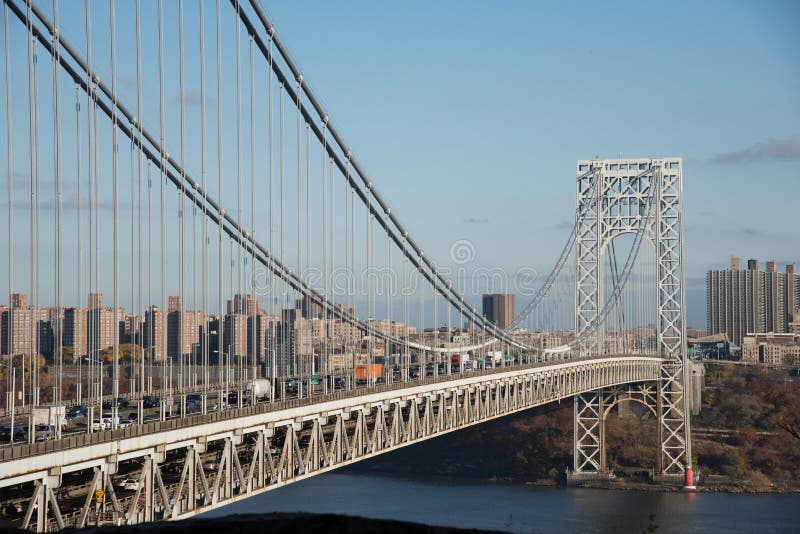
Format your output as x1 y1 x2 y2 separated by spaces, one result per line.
355 364 383 381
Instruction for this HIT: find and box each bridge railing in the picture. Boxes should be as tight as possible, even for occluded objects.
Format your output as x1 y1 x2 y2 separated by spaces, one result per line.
0 354 659 464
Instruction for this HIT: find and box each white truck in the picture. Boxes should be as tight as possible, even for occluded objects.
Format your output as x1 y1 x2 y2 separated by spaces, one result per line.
33 405 67 429
246 379 273 401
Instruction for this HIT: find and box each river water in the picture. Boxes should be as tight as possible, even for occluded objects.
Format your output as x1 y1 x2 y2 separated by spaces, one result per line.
204 472 798 533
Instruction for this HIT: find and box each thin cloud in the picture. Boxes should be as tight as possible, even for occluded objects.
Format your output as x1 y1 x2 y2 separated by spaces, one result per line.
465 217 488 224
175 90 202 107
712 136 800 164
554 220 572 230
740 227 763 237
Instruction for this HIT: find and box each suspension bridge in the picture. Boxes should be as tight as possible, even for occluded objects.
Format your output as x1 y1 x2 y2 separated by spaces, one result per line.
0 1 693 531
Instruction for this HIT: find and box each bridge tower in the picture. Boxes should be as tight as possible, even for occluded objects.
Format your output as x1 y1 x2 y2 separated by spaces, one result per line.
572 158 694 487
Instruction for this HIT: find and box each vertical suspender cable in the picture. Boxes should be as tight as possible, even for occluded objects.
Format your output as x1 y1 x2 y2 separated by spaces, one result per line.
321 120 326 381
279 83 286 375
191 13 198 391
295 75 301 345
128 26 136 399
199 0 208 390
329 157 334 381
343 155 349 384
345 156 353 386
179 0 186 391
147 161 152 392
403 237 409 380
419 261 424 380
135 0 146 397
215 0 224 387
91 6 99 404
432 267 437 374
190 3 198 389
126 115 134 400
110 0 120 419
27 0 40 406
386 220 391 377
52 0 64 407
367 190 373 384
235 0 242 322
305 124 310 321
158 0 167 393
349 159 355 388
4 4 14 415
84 0 93 406
249 35 256 382
267 33 275 393
75 87 83 403
305 124 310 375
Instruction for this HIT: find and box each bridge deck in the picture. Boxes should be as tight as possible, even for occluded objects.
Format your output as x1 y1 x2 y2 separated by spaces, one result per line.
1 355 661 486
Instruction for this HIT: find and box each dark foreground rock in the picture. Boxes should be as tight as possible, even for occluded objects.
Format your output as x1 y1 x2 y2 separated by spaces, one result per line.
0 513 504 534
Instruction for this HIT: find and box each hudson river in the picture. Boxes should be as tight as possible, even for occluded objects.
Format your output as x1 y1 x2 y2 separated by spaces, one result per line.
204 472 798 533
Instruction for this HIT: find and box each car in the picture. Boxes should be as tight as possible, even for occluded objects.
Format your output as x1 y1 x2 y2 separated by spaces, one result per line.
114 477 139 491
118 418 134 429
34 424 57 441
0 423 26 442
102 397 129 409
91 419 112 432
209 400 228 412
143 395 161 408
65 410 86 421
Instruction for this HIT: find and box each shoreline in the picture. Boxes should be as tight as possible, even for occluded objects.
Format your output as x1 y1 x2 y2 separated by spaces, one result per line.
351 468 800 495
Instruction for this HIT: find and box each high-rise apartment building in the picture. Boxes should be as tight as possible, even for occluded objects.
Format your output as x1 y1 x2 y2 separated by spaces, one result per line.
296 295 323 320
1 294 51 357
276 308 313 377
706 257 800 345
143 306 166 361
481 293 516 329
223 313 249 358
166 296 203 358
123 314 143 345
86 293 124 353
227 294 259 316
62 307 88 359
788 264 799 327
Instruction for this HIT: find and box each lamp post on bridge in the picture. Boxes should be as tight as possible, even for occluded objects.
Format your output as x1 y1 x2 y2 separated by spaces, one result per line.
2 360 16 445
84 355 105 431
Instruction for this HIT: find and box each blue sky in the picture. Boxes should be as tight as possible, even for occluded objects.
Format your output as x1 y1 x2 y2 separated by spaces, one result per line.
255 0 800 326
1 0 798 328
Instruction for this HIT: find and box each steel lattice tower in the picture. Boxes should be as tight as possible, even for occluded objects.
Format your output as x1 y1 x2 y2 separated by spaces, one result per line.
572 157 694 486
